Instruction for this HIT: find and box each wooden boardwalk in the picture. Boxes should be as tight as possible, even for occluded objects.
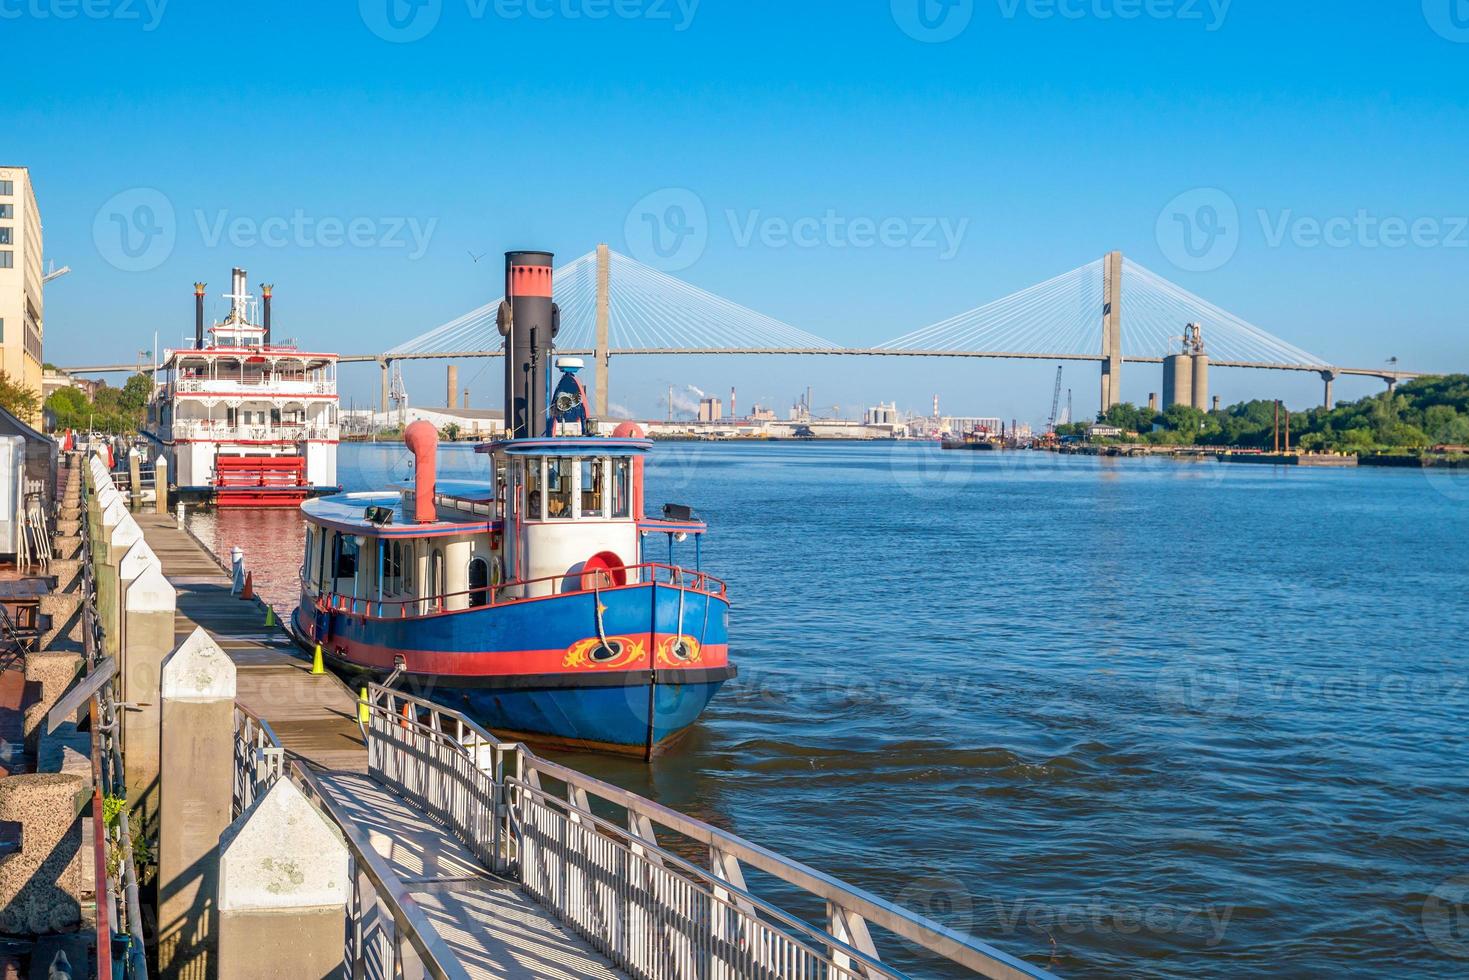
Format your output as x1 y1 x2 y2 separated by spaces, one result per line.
137 513 367 772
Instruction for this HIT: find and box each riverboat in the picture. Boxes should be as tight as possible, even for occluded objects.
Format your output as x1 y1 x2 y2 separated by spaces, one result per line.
292 250 734 757
143 267 340 506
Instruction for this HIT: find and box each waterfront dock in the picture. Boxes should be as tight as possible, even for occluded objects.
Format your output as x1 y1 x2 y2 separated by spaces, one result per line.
0 447 1054 979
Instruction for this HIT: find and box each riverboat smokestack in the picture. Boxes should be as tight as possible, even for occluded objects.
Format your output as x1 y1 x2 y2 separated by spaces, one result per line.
260 283 273 345
404 420 439 524
500 250 556 439
231 267 247 319
194 282 206 348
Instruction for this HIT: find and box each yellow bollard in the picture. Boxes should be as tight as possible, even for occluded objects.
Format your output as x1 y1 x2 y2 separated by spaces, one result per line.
358 686 371 724
312 642 326 675
265 606 276 627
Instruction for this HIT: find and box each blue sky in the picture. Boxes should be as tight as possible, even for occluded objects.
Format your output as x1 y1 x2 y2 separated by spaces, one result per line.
11 0 1469 422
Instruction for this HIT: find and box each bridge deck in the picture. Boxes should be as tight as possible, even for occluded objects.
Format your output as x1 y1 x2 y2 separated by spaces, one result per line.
137 512 624 979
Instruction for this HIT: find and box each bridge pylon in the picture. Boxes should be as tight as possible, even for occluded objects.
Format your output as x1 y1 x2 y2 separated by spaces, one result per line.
1099 250 1123 413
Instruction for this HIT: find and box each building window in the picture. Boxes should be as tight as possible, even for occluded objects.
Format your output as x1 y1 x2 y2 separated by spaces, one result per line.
0 228 9 246
0 180 12 196
0 319 4 343
0 204 10 218
0 251 11 269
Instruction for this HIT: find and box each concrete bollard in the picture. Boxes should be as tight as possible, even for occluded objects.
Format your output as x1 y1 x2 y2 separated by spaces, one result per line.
217 778 349 980
106 515 144 657
158 627 238 979
155 455 170 515
122 562 177 847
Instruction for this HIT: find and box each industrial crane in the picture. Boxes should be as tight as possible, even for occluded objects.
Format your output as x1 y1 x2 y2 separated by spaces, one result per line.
1046 365 1063 434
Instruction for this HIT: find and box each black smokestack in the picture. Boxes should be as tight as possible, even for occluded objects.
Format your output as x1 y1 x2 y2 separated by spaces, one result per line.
502 250 556 439
194 282 206 348
261 283 273 345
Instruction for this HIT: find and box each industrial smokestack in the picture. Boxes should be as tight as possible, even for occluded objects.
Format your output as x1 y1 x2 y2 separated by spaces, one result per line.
730 387 736 419
447 365 459 409
194 282 206 349
500 251 556 439
260 283 273 345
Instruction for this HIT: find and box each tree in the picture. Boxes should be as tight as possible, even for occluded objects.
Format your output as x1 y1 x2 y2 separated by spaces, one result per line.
0 370 39 420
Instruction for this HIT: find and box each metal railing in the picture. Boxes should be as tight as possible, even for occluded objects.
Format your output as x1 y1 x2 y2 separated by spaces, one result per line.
173 378 336 395
305 561 728 621
361 686 1053 980
230 700 470 980
80 456 149 979
169 421 340 442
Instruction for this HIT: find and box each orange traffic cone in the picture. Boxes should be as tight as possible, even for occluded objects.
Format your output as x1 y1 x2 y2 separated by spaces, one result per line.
241 571 254 600
398 701 411 730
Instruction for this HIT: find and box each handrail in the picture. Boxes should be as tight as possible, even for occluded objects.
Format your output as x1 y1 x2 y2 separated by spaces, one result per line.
366 684 1053 980
229 699 470 980
305 560 728 620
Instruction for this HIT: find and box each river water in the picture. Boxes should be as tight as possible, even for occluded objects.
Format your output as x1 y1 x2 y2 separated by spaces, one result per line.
186 440 1469 978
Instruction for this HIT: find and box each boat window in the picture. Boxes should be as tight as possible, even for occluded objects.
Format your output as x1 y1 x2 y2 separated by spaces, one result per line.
546 458 572 519
383 540 403 593
611 458 631 518
522 457 542 520
336 535 358 579
579 458 606 518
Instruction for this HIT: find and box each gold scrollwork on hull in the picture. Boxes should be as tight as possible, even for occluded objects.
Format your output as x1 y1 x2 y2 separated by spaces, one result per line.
563 635 648 670
656 635 702 666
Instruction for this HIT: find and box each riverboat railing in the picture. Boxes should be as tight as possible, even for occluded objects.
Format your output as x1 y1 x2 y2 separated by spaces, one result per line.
305 560 728 620
170 420 339 442
360 684 1055 980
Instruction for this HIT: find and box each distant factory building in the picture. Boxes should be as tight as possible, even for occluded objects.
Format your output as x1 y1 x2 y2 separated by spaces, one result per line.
865 402 899 425
698 397 723 422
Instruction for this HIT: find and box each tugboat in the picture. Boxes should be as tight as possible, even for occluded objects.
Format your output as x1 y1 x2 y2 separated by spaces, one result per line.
143 268 340 506
293 250 734 757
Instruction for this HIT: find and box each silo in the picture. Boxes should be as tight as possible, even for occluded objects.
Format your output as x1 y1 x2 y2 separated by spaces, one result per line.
1191 354 1210 411
1162 354 1193 408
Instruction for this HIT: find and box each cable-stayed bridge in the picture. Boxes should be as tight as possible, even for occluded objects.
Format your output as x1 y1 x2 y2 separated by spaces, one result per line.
67 246 1433 413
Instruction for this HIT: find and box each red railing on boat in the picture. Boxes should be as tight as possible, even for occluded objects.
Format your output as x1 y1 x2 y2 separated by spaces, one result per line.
304 561 728 620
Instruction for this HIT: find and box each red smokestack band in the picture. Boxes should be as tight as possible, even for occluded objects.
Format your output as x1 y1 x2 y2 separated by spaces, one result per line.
509 264 553 297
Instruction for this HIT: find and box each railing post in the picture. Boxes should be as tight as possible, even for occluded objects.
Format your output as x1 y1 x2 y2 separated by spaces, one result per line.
217 778 350 980
158 626 238 978
155 454 170 515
